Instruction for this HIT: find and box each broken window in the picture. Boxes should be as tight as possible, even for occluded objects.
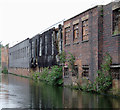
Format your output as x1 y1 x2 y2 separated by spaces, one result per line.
73 24 79 40
82 19 89 41
113 8 120 35
64 67 69 78
65 27 70 44
111 68 120 79
72 65 79 78
39 37 42 56
45 35 47 55
35 39 37 57
52 36 54 55
82 65 89 77
32 41 34 57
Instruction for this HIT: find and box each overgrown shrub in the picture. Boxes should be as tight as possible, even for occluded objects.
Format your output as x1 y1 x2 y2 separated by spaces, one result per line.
32 66 63 86
2 67 8 74
78 53 112 93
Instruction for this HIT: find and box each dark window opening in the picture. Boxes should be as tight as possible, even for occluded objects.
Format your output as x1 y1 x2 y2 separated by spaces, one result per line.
111 68 120 80
73 24 79 40
72 65 78 78
82 65 89 77
113 8 120 35
64 67 69 78
82 19 89 41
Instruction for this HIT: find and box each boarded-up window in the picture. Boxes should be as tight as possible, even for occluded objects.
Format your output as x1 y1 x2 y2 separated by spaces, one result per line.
113 8 120 35
65 27 70 44
82 65 89 77
82 19 89 41
73 24 79 40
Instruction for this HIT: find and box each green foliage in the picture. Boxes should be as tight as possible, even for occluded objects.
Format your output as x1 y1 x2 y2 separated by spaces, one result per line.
2 67 8 74
79 53 112 93
32 66 63 86
67 52 75 73
59 51 66 65
95 53 112 93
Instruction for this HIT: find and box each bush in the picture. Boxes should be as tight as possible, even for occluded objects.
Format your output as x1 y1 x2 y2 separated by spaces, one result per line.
2 67 8 74
32 66 63 86
78 53 112 93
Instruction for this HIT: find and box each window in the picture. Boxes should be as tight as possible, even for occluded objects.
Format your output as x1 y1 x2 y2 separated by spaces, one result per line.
82 65 89 77
39 37 42 56
52 37 54 55
45 35 47 55
113 8 120 35
32 41 34 57
82 19 89 41
65 27 70 44
73 24 79 40
35 39 37 57
72 65 78 78
111 68 120 79
64 67 69 78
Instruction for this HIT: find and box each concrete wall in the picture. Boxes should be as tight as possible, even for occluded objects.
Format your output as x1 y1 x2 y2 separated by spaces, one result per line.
9 38 30 68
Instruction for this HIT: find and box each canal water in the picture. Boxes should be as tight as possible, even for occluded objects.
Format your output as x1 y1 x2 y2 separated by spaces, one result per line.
0 73 120 109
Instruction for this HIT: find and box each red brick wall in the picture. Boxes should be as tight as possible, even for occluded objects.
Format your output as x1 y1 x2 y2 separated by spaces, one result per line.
1 47 9 70
8 68 30 77
102 2 120 64
63 6 100 84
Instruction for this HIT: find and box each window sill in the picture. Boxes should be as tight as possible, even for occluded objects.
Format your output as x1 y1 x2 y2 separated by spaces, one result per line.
73 41 80 45
82 40 89 43
64 76 69 78
112 34 120 37
65 44 70 46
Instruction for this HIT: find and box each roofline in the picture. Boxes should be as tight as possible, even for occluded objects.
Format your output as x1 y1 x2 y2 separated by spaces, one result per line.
9 38 29 49
64 5 100 22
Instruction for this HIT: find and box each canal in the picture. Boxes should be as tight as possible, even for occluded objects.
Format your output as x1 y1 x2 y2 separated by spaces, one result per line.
0 73 120 109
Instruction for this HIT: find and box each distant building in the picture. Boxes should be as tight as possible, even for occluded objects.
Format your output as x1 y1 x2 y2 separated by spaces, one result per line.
1 45 9 70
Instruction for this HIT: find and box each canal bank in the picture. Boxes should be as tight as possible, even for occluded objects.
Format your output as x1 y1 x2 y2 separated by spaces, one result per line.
1 73 120 109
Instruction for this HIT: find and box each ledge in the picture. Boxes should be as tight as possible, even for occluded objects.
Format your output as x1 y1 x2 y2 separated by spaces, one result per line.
110 64 120 68
73 41 80 45
81 40 89 43
112 34 120 37
65 44 70 47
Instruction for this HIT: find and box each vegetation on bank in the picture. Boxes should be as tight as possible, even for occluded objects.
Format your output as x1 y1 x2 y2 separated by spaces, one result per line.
32 65 63 86
2 67 8 74
32 52 113 93
76 53 112 93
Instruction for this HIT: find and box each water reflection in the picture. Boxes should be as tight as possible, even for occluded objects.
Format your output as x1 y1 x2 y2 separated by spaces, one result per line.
0 74 120 109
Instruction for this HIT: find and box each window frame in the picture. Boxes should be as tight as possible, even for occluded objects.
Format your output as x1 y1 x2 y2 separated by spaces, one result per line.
73 23 79 40
82 19 89 41
112 8 120 35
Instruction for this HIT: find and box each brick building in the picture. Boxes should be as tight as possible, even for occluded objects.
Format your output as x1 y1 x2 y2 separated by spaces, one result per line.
1 46 9 70
63 1 120 86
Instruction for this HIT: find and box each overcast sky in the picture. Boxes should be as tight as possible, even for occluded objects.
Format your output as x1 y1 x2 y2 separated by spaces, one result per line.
0 0 113 47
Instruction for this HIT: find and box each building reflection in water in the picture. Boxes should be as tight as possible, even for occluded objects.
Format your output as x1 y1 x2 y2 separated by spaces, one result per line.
0 74 120 109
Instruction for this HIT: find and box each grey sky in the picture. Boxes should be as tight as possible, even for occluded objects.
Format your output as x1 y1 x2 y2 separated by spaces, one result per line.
0 0 112 47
